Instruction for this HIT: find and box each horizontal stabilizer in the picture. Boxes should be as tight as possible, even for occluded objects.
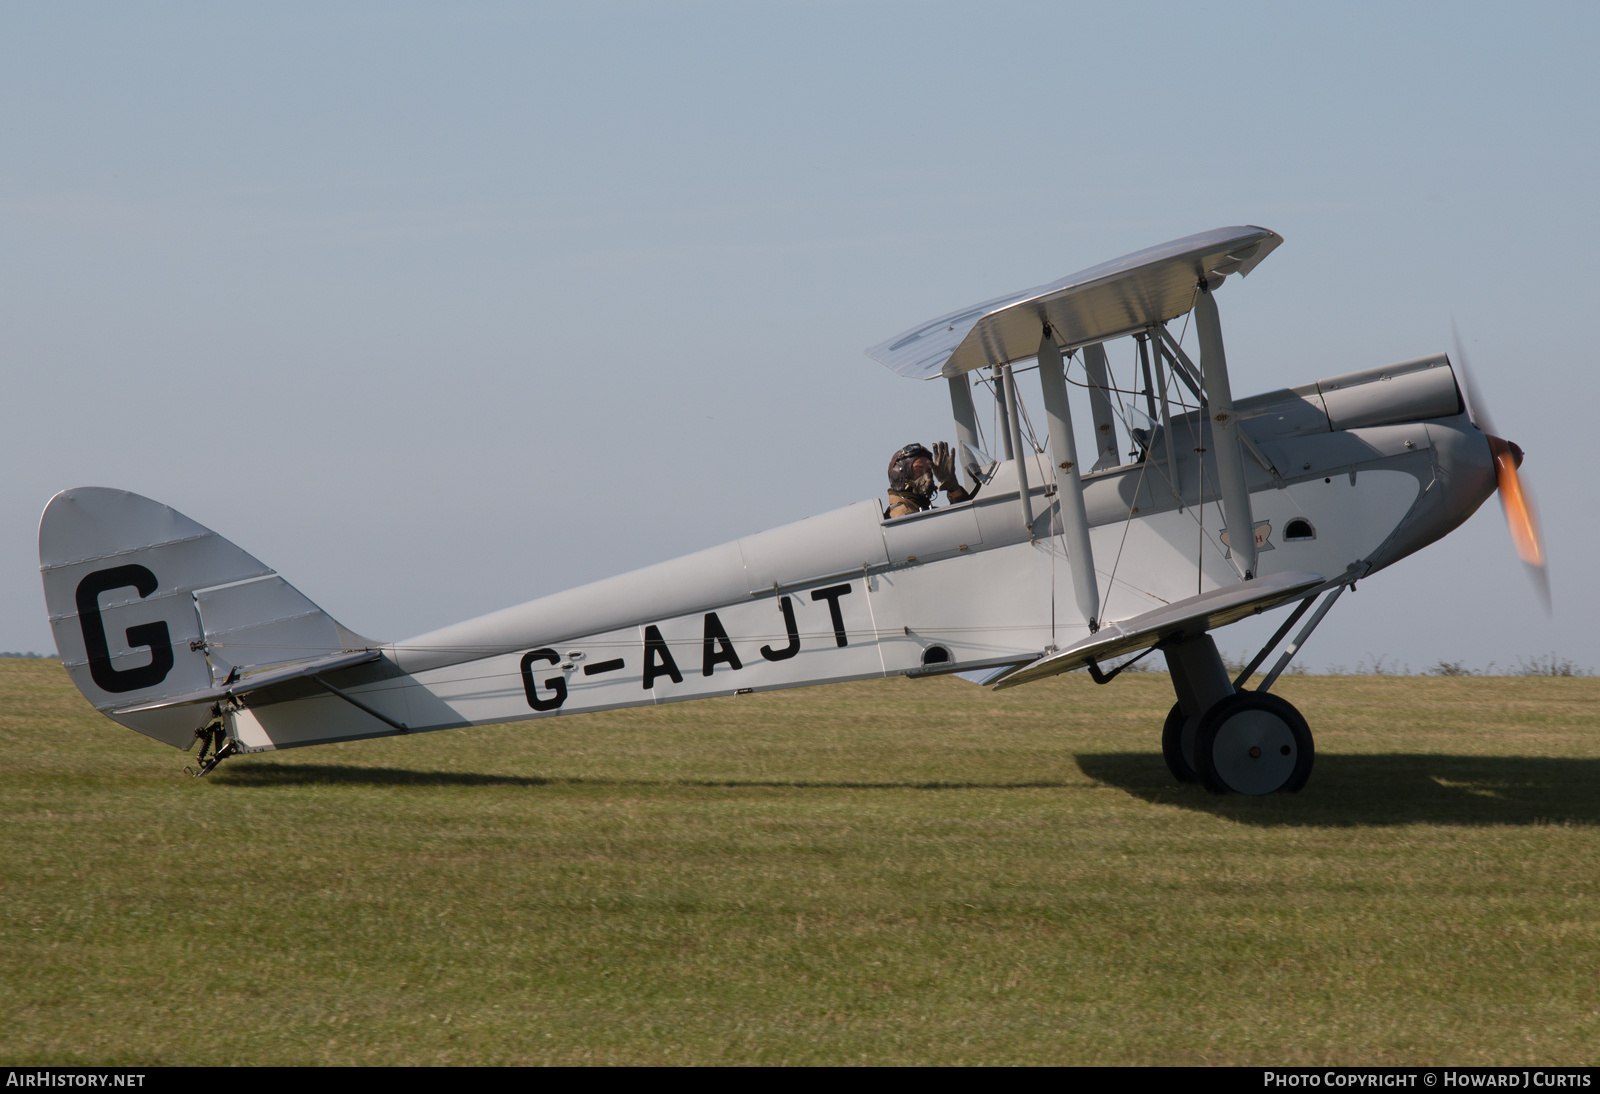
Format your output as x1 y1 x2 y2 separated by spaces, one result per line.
991 570 1326 690
111 649 381 715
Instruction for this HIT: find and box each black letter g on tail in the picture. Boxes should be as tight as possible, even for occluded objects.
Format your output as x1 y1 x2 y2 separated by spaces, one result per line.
75 565 174 694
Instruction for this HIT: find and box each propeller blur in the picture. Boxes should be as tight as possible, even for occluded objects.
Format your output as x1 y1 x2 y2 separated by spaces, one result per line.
1453 325 1550 611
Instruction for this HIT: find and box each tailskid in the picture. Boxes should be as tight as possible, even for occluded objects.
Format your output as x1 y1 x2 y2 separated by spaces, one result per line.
184 709 238 777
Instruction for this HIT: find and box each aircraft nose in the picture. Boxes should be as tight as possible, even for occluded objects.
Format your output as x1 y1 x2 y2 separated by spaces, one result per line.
1489 436 1525 469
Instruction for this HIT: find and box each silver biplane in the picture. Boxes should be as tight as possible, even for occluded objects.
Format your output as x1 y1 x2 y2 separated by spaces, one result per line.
39 226 1545 794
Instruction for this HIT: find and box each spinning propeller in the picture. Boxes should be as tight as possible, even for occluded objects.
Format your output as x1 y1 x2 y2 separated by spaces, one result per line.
1453 325 1549 611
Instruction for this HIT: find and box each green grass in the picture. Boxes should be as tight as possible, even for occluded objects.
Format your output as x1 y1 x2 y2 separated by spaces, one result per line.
3 657 1599 1065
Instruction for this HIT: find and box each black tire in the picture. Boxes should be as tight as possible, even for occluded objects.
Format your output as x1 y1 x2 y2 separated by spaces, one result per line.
1194 691 1314 796
1161 702 1198 783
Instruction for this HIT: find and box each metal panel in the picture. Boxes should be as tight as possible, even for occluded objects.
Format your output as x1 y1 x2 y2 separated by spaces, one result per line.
194 574 345 678
737 500 890 592
1319 355 1462 430
1257 424 1432 482
391 539 750 675
391 500 891 674
968 453 1056 548
1237 388 1331 438
882 504 982 566
401 575 896 732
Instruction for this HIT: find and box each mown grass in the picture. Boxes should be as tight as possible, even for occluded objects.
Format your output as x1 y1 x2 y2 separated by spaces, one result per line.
2 657 1598 1065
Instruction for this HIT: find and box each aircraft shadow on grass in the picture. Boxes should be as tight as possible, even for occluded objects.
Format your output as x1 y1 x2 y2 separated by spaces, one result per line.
214 762 1075 793
217 756 1600 828
215 763 552 789
1075 752 1600 827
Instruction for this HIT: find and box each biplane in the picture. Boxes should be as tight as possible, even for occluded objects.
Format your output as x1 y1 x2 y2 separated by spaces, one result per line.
39 226 1545 793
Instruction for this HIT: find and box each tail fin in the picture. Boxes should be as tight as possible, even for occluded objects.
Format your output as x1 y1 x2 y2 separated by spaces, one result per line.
39 487 369 748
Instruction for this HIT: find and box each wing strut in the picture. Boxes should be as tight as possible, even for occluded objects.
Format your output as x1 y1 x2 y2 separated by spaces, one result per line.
1194 283 1258 580
1080 342 1121 471
992 365 1016 461
1155 326 1204 398
1149 325 1181 510
946 375 982 492
1037 328 1100 631
1000 360 1034 534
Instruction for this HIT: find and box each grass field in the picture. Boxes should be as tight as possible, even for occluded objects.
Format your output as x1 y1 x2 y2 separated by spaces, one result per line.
2 657 1598 1065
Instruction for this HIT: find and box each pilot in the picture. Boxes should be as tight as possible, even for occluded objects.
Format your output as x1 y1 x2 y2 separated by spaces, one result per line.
885 441 978 519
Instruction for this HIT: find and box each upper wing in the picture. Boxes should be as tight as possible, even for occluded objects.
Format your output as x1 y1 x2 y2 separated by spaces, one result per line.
866 225 1282 379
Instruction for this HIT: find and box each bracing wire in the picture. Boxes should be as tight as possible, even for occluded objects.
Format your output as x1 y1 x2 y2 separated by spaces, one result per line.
1068 372 1199 413
977 368 1045 456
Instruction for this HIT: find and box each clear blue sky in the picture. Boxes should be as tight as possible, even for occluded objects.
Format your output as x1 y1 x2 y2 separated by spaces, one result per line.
2 1 1594 672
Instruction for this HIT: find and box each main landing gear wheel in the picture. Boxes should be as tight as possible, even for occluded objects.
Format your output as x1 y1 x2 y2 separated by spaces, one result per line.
1161 702 1198 783
1194 692 1314 796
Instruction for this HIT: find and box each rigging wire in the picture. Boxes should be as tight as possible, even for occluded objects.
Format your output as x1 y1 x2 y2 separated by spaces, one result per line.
977 368 1046 457
1067 372 1199 413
